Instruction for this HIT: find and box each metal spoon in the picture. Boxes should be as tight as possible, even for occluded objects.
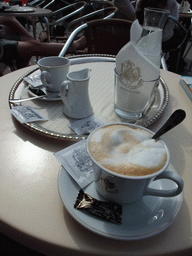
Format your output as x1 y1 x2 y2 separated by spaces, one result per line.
152 109 186 140
9 87 47 103
9 95 46 103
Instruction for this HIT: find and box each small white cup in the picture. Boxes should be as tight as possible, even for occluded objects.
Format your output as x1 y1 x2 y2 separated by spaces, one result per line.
37 56 70 93
87 123 184 204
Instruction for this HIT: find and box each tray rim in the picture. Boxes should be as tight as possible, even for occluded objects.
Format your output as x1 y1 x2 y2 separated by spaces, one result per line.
9 54 169 142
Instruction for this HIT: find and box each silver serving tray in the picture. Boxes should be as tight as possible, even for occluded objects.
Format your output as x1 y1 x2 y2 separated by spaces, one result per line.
9 54 169 141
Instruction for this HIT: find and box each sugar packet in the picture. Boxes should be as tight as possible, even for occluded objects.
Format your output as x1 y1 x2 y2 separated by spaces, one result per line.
54 140 94 188
23 70 42 88
69 115 106 135
10 106 48 123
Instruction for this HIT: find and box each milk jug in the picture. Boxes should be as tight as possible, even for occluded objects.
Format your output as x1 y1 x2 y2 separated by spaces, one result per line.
60 68 93 119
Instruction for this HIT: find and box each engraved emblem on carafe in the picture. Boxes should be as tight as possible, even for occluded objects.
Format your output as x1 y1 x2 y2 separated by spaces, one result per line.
120 60 143 89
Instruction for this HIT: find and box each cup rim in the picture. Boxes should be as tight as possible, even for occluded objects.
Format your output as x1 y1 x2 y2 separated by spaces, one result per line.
66 68 91 82
144 7 170 14
37 56 70 69
87 123 170 180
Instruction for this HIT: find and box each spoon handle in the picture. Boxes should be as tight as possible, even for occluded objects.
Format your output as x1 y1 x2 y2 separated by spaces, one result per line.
9 95 45 103
152 109 186 140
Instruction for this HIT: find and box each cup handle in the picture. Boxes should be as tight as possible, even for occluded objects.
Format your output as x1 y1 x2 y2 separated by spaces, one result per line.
144 170 184 197
41 71 52 90
60 80 72 101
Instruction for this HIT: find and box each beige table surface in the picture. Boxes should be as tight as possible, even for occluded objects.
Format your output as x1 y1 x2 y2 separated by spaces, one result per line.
0 65 192 256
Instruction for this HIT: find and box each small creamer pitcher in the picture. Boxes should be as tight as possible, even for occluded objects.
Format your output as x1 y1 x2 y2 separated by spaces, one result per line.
60 68 93 119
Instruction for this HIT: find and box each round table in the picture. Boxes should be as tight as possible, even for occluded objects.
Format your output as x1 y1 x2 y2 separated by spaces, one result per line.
0 64 192 255
0 7 52 39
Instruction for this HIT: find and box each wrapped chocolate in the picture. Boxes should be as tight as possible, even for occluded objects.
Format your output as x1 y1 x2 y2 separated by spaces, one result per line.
74 190 122 224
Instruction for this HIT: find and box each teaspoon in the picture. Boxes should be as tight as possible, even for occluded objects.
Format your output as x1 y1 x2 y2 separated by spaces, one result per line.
152 109 186 140
9 95 46 103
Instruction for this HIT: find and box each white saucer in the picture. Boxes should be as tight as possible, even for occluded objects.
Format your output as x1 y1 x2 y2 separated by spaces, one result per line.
28 86 61 101
58 165 183 240
24 69 61 101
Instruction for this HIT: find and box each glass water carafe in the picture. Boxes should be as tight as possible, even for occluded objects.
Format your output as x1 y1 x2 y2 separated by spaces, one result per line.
136 7 187 68
136 7 171 68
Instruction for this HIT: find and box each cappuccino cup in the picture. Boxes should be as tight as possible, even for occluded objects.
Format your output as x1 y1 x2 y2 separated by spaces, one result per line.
87 123 184 204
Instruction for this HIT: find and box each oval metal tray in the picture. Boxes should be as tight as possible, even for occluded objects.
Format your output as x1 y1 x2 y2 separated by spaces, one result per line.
9 54 169 141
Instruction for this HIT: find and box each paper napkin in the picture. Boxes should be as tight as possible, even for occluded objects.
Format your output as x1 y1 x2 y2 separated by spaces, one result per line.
116 20 161 80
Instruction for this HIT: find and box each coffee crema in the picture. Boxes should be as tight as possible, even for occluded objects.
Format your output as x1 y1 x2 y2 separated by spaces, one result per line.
88 124 168 176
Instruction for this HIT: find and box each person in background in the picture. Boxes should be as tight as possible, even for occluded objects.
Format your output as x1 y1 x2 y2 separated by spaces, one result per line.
113 0 136 21
0 16 66 69
135 0 187 72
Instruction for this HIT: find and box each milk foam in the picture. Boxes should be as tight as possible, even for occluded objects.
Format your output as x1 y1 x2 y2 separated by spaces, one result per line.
88 125 167 176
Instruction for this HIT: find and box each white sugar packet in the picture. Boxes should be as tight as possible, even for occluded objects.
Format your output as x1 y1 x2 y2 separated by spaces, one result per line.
54 140 95 188
23 70 42 88
69 115 106 135
10 106 48 123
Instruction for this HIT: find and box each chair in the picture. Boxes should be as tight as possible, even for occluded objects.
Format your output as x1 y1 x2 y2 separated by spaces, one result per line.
50 6 117 43
38 1 87 42
59 18 132 56
65 6 117 35
183 23 192 71
28 0 55 9
28 0 44 7
161 18 188 73
50 1 114 41
39 1 87 42
27 0 57 39
50 1 87 28
84 0 113 10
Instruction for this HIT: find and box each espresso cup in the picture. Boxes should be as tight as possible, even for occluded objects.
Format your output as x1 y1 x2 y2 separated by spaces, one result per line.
87 123 184 204
37 56 70 93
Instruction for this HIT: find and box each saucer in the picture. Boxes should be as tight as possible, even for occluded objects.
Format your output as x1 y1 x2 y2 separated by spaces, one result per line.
58 165 183 240
24 69 61 101
28 86 61 101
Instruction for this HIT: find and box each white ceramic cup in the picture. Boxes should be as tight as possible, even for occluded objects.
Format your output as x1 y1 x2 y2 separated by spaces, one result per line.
87 123 184 204
37 56 70 93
